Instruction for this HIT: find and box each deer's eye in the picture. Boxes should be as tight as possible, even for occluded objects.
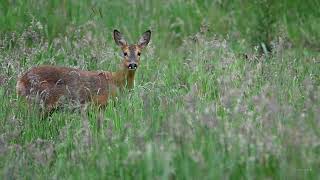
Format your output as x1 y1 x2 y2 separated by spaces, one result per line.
137 52 141 56
124 52 128 56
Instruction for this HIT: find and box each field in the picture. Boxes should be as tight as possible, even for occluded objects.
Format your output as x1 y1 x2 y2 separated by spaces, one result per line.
0 0 319 179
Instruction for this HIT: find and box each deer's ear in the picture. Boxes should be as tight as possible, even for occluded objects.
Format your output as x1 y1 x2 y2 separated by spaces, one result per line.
138 30 151 49
113 29 127 47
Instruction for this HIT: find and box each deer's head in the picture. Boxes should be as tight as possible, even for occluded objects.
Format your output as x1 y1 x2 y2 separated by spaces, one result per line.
113 30 151 71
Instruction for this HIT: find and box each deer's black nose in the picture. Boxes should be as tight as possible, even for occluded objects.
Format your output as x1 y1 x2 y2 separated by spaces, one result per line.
128 63 138 70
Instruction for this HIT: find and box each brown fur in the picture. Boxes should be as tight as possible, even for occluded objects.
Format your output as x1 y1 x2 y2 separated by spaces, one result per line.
17 66 114 110
16 30 151 115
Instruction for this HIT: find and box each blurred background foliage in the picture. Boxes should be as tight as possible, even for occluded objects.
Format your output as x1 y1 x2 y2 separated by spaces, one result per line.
0 0 319 51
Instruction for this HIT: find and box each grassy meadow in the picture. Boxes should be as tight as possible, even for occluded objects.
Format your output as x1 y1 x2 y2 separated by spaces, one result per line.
0 0 319 179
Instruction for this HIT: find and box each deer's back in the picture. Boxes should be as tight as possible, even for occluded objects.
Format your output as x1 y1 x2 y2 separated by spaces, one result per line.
17 65 112 106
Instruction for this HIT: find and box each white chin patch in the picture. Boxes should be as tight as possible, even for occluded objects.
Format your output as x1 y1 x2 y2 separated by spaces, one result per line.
128 67 136 70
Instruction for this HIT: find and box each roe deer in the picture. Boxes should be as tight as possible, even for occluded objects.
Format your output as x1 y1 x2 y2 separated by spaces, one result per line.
16 29 151 116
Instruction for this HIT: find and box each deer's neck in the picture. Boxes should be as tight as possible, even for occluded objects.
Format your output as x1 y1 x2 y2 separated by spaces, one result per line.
111 68 135 89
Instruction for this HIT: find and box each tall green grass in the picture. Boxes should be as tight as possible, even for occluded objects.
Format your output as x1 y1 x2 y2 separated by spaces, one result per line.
1 0 319 49
0 0 319 179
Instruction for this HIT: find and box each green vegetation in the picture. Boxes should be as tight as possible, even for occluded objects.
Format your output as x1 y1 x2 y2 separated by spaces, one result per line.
0 0 319 179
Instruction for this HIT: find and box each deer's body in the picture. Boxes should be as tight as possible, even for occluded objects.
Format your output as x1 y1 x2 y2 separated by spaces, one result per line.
16 30 151 115
17 65 115 109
